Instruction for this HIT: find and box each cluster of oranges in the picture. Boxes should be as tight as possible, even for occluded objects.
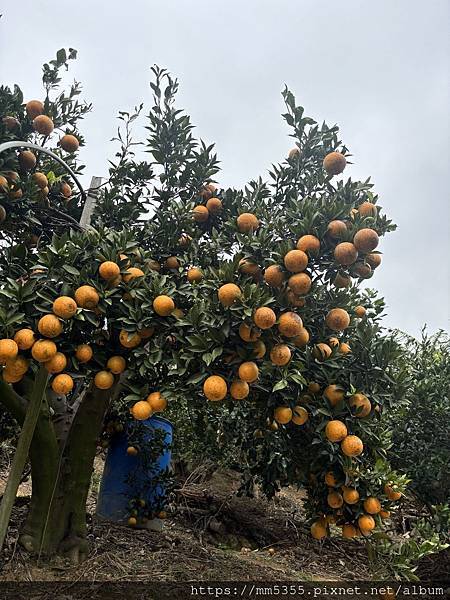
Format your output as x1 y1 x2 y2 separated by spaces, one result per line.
129 392 168 423
0 99 80 221
311 478 403 541
192 183 222 223
0 256 176 398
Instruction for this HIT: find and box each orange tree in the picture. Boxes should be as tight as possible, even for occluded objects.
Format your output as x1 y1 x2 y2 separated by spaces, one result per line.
1 52 407 560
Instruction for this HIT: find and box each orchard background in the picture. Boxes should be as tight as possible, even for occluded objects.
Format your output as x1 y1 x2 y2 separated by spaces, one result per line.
0 3 449 585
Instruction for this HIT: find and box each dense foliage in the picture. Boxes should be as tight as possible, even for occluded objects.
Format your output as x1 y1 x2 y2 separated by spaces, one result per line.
0 50 412 559
389 330 450 506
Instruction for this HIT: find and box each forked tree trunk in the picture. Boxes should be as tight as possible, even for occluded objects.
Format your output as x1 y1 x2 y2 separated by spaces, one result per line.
1 380 116 563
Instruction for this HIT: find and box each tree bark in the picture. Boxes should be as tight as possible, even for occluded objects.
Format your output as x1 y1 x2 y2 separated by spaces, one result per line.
1 377 117 562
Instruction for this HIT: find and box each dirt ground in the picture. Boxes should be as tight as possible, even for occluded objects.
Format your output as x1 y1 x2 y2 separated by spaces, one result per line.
0 458 447 583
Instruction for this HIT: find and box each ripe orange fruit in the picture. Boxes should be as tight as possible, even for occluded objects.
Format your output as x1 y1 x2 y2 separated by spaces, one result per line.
18 150 37 171
119 330 142 348
384 484 402 501
341 435 364 457
308 382 321 394
203 375 227 401
364 497 381 514
278 312 303 337
138 327 155 339
358 201 377 217
288 272 311 296
342 487 360 505
270 344 291 366
5 355 29 377
353 228 379 253
325 472 338 487
254 307 276 329
358 514 375 532
313 343 332 361
286 290 306 308
354 305 366 318
297 234 320 255
333 273 351 288
75 285 100 309
122 267 145 283
52 374 74 395
2 116 19 131
218 283 241 307
237 213 259 233
147 391 167 412
187 267 203 283
342 524 357 538
327 491 344 508
164 256 180 270
379 510 391 519
324 384 345 406
75 344 93 363
239 323 260 342
252 340 266 359
206 197 222 215
264 265 284 287
99 261 120 280
334 242 358 266
327 220 347 240
328 337 339 349
198 182 217 199
311 521 328 540
52 296 77 319
352 262 372 279
2 370 23 383
33 115 54 136
153 295 175 316
44 352 67 374
26 100 44 119
147 259 161 272
283 249 308 273
274 406 293 424
32 172 48 189
94 370 114 390
349 393 371 417
107 355 126 374
178 233 192 247
323 152 346 176
292 405 308 425
292 327 310 347
31 339 57 362
339 342 351 354
127 446 138 456
131 400 152 420
325 308 350 332
13 329 35 351
60 134 79 152
238 361 259 383
366 252 382 269
325 420 348 442
193 205 209 222
38 314 63 338
238 258 260 276
230 379 250 400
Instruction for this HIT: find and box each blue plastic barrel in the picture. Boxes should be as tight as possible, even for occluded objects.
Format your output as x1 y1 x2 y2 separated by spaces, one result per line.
96 415 173 523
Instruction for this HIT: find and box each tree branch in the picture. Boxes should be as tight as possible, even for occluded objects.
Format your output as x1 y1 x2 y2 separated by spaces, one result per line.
0 379 27 423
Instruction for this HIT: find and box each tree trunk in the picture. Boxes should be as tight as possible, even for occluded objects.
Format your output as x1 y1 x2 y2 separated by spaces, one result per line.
1 378 117 562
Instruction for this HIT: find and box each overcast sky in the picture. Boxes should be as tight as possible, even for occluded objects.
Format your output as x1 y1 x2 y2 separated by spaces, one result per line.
1 1 448 337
